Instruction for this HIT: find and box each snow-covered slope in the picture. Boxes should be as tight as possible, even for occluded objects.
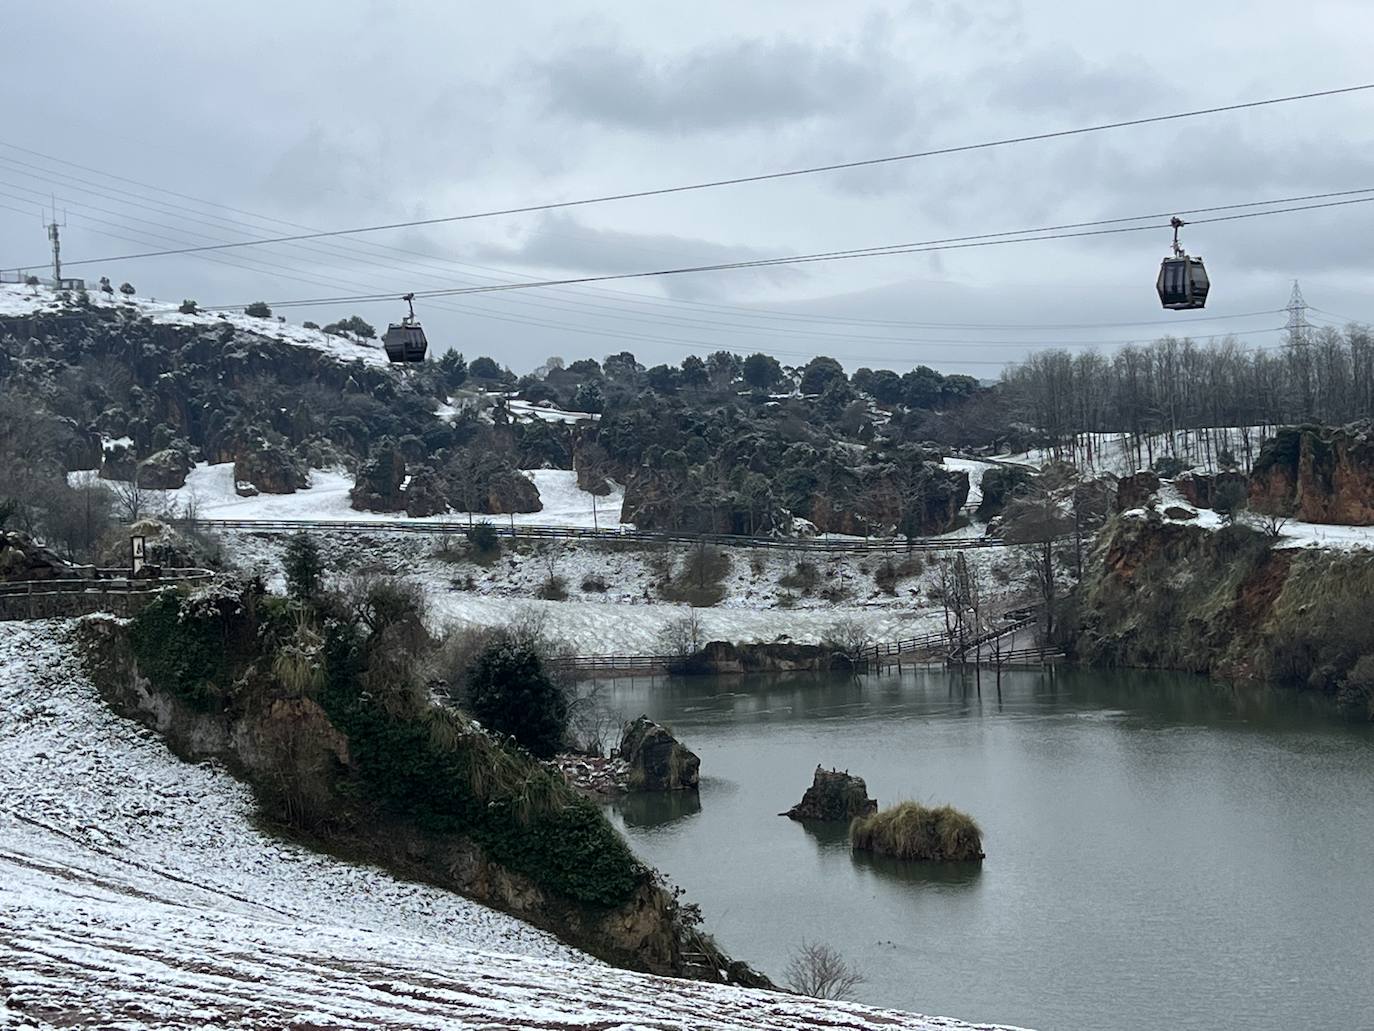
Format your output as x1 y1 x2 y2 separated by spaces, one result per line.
0 621 1029 1030
0 282 388 366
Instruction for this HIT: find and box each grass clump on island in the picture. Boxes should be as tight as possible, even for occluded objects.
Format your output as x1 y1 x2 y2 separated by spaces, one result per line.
850 801 984 861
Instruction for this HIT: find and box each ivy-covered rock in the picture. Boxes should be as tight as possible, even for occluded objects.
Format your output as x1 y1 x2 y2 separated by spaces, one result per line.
350 440 407 512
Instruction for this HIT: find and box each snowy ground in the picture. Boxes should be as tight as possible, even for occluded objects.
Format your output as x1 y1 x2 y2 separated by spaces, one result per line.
996 425 1275 477
431 595 949 656
81 464 630 530
213 527 1024 655
1137 482 1374 552
0 282 388 366
0 621 1029 1030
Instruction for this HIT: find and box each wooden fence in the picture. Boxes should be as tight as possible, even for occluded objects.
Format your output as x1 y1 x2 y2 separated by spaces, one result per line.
0 569 216 621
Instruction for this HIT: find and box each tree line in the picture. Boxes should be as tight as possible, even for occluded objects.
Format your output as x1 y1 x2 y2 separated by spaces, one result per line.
1000 326 1374 449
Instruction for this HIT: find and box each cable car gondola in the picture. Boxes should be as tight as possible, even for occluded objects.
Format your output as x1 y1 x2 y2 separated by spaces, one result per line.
1157 216 1210 310
382 292 429 363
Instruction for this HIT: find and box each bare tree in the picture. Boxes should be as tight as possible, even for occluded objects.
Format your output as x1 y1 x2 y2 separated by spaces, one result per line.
109 477 151 522
657 611 706 656
784 941 866 1001
822 617 874 667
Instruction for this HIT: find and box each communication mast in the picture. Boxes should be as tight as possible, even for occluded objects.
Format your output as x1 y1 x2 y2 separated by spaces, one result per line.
44 195 68 285
1285 280 1310 347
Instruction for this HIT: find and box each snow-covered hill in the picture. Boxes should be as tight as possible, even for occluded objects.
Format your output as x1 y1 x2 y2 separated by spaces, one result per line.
0 620 1029 1030
0 282 388 366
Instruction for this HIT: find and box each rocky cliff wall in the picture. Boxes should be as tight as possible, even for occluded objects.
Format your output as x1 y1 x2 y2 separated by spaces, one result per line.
1249 424 1374 524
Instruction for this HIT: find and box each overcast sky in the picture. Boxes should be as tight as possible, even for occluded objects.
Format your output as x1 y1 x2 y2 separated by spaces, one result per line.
5 0 1374 376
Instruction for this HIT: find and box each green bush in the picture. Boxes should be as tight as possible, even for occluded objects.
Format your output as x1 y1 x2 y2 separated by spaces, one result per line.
463 636 568 757
466 520 500 556
283 532 324 601
245 301 272 318
320 624 641 905
178 299 198 315
128 589 238 711
850 801 984 861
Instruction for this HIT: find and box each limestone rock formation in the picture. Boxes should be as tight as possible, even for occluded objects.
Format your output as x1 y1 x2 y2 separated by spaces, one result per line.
1175 469 1247 510
234 441 308 495
135 448 195 490
403 464 449 517
782 765 877 822
616 715 700 792
976 464 1034 519
0 531 72 581
1115 470 1161 511
350 441 407 512
98 441 138 482
1249 424 1374 525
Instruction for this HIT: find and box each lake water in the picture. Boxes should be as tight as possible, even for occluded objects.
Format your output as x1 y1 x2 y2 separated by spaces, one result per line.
598 668 1374 1031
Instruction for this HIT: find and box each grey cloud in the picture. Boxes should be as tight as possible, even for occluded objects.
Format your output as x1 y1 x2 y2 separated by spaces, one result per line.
471 213 803 300
536 36 886 132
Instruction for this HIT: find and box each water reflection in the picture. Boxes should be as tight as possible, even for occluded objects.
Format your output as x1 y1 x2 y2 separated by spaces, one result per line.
613 789 703 829
849 848 985 888
789 817 851 850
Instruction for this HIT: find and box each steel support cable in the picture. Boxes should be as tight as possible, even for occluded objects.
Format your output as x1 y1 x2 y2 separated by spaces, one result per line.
11 80 1374 269
216 193 1374 311
0 143 1315 332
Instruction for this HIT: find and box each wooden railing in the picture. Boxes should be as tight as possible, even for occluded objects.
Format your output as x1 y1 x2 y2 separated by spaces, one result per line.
0 569 216 621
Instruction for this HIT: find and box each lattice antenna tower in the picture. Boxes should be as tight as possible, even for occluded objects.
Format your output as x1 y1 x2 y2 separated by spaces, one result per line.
45 196 67 284
1285 279 1311 347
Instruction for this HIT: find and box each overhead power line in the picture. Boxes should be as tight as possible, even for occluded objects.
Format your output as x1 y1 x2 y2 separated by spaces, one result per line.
9 80 1374 271
211 190 1374 311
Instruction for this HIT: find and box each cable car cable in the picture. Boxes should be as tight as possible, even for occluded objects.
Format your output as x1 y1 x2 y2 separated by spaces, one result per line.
8 80 1374 271
213 192 1374 311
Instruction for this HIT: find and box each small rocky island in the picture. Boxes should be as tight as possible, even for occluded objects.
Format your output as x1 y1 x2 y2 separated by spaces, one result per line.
782 765 878 821
850 801 985 861
619 714 700 791
554 715 700 795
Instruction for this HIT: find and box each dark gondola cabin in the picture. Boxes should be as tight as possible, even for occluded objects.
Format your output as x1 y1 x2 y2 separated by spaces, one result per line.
1156 217 1210 310
383 292 429 363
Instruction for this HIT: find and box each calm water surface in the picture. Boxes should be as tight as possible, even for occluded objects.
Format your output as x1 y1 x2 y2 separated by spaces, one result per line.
598 668 1374 1031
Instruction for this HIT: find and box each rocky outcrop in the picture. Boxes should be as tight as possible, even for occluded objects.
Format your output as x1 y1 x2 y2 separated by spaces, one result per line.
1175 469 1247 509
677 640 856 675
1115 470 1160 511
98 441 138 482
403 465 449 517
617 715 700 792
135 448 194 489
976 465 1034 518
1249 424 1374 524
783 766 877 822
0 530 72 581
350 441 407 512
77 615 769 985
234 440 308 495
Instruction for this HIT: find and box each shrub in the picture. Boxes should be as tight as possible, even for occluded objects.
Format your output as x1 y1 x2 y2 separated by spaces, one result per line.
320 623 641 905
536 575 568 600
659 545 730 607
178 299 199 314
784 941 865 1000
282 532 324 602
466 520 500 556
779 560 818 592
580 574 608 593
1151 455 1190 478
850 801 984 861
302 320 319 330
463 635 568 758
245 301 272 318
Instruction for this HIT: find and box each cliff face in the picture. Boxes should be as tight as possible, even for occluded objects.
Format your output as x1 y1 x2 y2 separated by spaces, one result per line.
1071 514 1374 717
76 615 757 980
1249 424 1374 524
